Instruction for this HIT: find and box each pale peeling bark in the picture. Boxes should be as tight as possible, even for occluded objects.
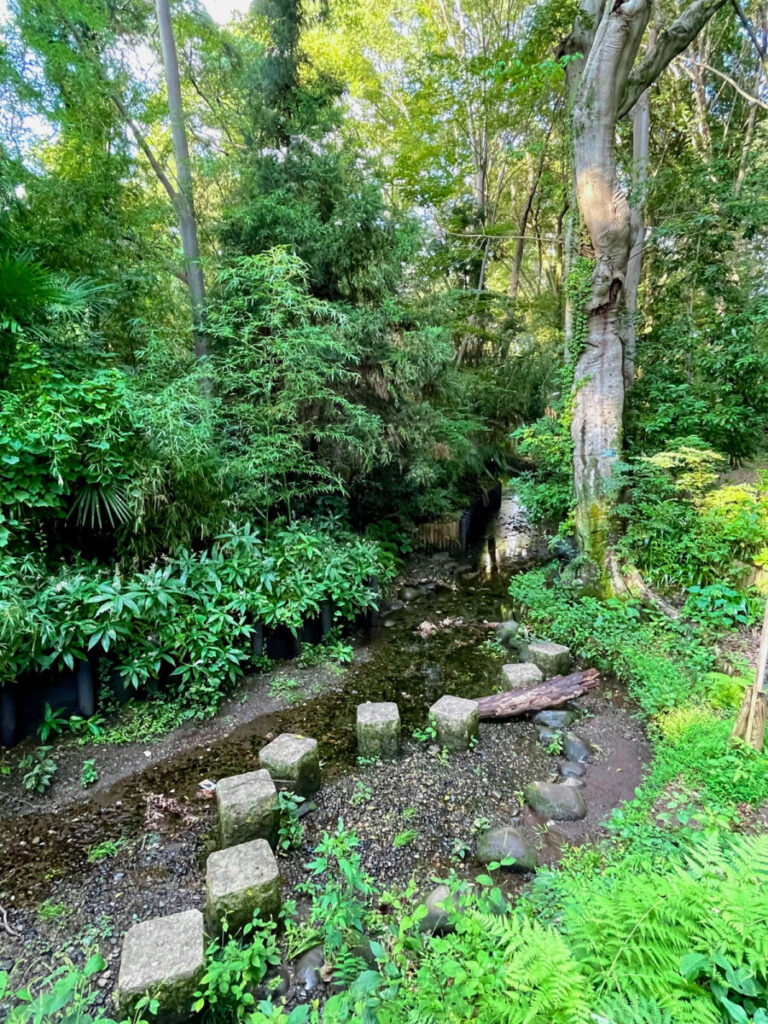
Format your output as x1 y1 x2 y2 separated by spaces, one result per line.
570 0 649 563
566 0 729 575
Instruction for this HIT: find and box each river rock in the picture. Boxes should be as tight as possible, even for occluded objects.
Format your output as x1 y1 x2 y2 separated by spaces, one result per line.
520 640 572 677
524 781 587 821
419 884 464 934
476 828 538 871
532 709 577 728
205 838 281 935
217 769 278 849
259 733 320 797
430 694 479 752
560 760 586 778
401 586 419 602
538 727 561 748
294 946 325 992
495 620 520 646
563 776 586 788
563 731 591 762
116 909 204 1024
356 701 400 759
501 662 543 688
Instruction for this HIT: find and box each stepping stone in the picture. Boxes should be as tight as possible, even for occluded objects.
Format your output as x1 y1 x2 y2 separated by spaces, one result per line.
501 663 543 688
532 709 577 728
116 909 204 1024
564 731 591 762
525 781 587 821
357 701 400 759
217 769 278 849
476 828 538 872
259 733 320 797
494 619 520 646
560 760 586 778
430 695 479 752
521 640 572 677
205 838 281 935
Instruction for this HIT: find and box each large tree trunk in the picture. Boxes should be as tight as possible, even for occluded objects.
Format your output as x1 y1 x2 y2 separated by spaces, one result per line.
155 0 208 361
621 22 656 391
569 1 649 566
566 0 728 576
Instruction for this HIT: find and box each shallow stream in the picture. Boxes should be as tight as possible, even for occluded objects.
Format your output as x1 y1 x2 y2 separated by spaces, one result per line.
0 496 649 996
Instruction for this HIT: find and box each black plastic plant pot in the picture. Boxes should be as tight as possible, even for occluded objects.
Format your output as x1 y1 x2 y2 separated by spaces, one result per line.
266 626 301 661
320 600 333 636
0 688 17 748
250 623 264 662
301 614 323 646
76 659 96 718
107 667 131 705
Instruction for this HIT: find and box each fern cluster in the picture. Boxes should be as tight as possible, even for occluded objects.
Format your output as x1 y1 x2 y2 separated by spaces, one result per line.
561 833 768 1023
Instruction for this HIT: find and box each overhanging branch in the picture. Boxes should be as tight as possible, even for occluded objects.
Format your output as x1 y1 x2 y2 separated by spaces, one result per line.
730 0 768 74
618 0 729 117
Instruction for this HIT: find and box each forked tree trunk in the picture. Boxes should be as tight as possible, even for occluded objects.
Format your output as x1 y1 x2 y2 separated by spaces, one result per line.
565 0 728 578
570 1 649 565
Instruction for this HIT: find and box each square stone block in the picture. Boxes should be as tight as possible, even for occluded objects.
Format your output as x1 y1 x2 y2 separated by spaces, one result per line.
429 695 479 752
205 838 281 935
217 769 278 849
259 733 320 796
501 662 543 688
116 909 204 1024
523 640 572 678
356 701 400 759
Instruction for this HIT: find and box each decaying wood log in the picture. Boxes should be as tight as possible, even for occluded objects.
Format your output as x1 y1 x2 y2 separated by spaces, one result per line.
476 668 600 720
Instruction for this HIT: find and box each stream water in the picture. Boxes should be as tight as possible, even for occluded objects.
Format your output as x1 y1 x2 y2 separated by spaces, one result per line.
0 494 550 900
0 495 650 998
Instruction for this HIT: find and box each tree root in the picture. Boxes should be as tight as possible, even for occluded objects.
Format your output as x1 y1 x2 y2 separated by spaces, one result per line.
0 904 21 937
607 551 680 619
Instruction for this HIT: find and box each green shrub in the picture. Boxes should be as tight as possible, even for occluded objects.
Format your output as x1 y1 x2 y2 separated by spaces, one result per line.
509 566 714 716
0 522 394 715
615 442 768 590
511 404 573 526
560 833 768 1023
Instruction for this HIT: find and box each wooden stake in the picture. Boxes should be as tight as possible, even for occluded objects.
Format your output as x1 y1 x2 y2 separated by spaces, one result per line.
731 598 768 751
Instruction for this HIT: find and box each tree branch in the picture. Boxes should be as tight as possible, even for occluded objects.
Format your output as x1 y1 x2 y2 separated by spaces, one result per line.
110 94 179 204
730 0 768 73
618 0 729 118
686 57 768 109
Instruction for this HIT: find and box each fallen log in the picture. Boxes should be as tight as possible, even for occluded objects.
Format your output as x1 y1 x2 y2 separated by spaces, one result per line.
476 668 600 720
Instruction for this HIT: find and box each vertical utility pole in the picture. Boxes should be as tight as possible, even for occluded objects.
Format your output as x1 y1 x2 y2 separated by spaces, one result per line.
154 0 208 360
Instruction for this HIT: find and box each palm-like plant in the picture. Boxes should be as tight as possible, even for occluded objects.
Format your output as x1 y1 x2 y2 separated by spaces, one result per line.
0 252 105 385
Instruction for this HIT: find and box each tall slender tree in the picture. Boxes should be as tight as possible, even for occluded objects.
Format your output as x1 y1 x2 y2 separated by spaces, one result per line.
154 0 207 361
